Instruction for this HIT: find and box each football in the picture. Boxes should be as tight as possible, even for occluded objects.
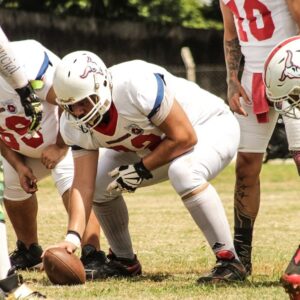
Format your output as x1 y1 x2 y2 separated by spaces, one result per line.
43 247 86 285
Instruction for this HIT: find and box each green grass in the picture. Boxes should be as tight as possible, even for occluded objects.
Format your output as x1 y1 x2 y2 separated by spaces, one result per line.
6 161 299 299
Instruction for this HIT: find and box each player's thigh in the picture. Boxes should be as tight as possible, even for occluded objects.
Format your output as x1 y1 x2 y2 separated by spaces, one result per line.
168 112 240 196
51 149 74 196
93 148 169 203
3 157 50 201
236 105 278 152
93 149 140 202
238 72 278 152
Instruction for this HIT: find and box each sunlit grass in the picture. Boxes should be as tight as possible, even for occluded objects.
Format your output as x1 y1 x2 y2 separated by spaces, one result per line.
5 162 299 299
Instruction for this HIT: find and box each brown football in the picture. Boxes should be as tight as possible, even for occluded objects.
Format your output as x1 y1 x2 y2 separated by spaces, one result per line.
43 247 86 285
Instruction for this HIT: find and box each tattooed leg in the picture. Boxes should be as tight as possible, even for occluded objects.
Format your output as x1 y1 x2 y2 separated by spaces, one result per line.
233 152 264 275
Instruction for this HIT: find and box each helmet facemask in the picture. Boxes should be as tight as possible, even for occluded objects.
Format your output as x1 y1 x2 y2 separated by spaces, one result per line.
62 94 111 129
267 86 300 119
54 50 112 128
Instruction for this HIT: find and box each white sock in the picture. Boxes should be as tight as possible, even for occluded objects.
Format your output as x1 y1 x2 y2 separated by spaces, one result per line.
183 183 237 258
93 196 134 259
0 222 11 279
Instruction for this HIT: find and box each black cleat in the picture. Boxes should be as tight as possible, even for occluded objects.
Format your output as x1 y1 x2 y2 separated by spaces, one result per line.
239 256 252 277
106 249 142 277
10 240 43 270
80 245 109 280
197 250 247 284
281 246 300 300
80 246 142 280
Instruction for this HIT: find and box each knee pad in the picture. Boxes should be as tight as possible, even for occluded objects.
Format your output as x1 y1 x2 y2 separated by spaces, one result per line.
168 158 207 197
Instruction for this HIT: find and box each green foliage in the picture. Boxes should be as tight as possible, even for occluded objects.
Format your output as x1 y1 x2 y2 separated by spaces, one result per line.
0 0 223 29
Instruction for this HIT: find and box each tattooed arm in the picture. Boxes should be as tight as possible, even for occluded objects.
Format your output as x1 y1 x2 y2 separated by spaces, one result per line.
286 0 300 33
219 0 251 115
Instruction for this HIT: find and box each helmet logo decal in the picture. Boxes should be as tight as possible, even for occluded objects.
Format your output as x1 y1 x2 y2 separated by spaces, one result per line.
80 56 103 79
280 50 300 81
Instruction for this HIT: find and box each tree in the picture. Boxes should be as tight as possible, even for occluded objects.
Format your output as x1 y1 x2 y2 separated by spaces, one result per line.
0 0 222 29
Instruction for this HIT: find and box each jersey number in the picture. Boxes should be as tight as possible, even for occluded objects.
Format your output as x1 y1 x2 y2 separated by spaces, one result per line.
228 0 275 41
0 116 43 150
109 134 161 152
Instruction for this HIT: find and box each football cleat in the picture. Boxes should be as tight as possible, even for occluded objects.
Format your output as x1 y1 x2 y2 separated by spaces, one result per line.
281 246 300 300
197 250 247 284
10 240 43 270
106 249 142 277
80 245 109 280
239 256 252 277
80 246 142 279
0 269 46 299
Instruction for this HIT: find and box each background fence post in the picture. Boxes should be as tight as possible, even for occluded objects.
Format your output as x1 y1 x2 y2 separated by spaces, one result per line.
181 46 196 82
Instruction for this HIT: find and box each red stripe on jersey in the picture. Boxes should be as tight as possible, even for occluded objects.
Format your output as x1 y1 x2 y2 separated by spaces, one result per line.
93 102 118 136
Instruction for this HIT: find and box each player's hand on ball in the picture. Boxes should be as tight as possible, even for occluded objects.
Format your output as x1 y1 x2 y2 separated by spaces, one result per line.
15 82 43 134
107 161 153 193
42 241 77 257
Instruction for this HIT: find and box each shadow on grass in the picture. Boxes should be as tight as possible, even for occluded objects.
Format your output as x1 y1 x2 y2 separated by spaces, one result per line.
28 272 283 289
196 278 283 289
36 272 173 286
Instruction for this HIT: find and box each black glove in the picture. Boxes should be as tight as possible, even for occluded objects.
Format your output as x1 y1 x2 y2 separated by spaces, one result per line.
107 160 153 193
15 83 42 133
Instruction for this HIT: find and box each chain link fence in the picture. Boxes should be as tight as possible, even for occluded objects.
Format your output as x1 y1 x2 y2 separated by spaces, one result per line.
168 64 291 162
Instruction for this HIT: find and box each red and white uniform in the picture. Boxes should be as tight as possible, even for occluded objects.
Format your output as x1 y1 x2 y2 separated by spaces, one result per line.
61 60 240 199
222 0 300 152
222 0 297 73
0 40 73 200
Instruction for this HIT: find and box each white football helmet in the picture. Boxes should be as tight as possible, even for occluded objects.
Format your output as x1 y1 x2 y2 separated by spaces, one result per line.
264 36 300 119
53 50 112 128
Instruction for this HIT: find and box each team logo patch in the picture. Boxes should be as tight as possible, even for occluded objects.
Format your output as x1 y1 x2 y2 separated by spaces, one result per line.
126 124 144 135
3 100 17 114
212 242 226 251
280 50 300 81
80 56 104 79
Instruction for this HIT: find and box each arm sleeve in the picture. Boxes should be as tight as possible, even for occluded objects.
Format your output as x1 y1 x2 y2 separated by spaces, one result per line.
130 72 174 126
0 27 28 89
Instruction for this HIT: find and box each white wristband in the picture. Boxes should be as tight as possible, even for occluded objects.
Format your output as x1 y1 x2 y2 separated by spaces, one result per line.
65 233 81 249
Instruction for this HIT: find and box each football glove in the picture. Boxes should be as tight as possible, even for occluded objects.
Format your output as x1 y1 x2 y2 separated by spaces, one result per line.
107 160 153 193
15 83 43 133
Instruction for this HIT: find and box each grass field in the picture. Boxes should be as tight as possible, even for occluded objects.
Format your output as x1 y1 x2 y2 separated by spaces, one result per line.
5 161 300 299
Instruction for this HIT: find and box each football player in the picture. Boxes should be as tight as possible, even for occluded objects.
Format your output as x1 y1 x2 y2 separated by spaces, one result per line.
0 37 112 282
47 51 247 282
264 35 300 300
0 27 45 299
220 0 300 277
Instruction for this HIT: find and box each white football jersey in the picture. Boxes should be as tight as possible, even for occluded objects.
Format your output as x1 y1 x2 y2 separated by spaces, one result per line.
222 0 298 72
0 40 60 158
61 60 229 158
